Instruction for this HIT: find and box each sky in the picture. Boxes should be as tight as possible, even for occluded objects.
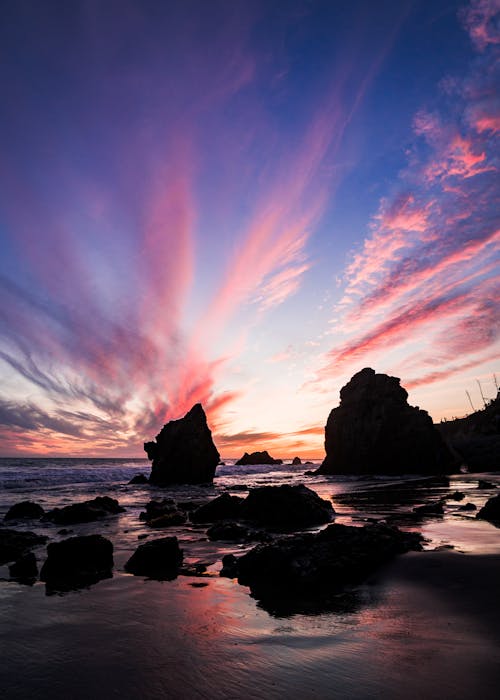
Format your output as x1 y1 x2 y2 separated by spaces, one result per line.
0 0 498 458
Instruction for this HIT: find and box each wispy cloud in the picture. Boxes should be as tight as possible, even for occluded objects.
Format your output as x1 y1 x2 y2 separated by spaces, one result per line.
316 1 500 393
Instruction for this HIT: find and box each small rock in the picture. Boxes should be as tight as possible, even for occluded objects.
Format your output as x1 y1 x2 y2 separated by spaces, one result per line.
0 528 47 565
45 497 125 525
448 491 465 501
125 537 183 579
128 474 149 485
220 553 238 578
458 503 477 511
476 494 500 523
9 552 38 580
147 511 187 528
4 501 45 521
413 502 444 515
477 480 496 489
291 457 302 465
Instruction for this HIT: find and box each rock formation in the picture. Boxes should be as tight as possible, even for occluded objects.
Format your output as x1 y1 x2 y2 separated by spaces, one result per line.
317 368 457 475
235 450 283 466
125 536 183 579
145 403 220 485
477 494 500 523
240 484 334 529
4 501 45 521
223 522 422 614
44 496 125 525
291 457 302 465
40 535 114 591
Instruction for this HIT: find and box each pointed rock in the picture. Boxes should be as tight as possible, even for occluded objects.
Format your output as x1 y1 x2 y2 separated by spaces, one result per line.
145 404 220 485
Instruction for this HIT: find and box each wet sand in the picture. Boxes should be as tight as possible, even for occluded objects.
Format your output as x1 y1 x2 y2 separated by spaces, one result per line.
1 549 499 699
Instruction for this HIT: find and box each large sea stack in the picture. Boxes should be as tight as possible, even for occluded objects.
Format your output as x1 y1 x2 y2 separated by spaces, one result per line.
317 368 457 475
145 403 220 485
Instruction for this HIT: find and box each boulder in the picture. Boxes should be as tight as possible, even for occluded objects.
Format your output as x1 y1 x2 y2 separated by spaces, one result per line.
291 457 302 465
40 535 113 591
478 480 496 489
139 498 176 521
125 536 183 579
476 494 500 523
190 493 244 523
317 368 457 475
0 528 47 565
4 501 45 521
9 552 38 580
413 502 444 515
147 511 187 528
448 491 465 501
240 484 334 529
230 523 422 613
145 404 219 485
44 496 125 525
235 451 282 466
458 502 477 511
128 474 149 485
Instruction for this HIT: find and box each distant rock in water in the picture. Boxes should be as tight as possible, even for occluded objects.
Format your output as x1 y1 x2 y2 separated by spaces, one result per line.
291 457 302 465
235 450 283 466
317 368 457 476
145 404 220 485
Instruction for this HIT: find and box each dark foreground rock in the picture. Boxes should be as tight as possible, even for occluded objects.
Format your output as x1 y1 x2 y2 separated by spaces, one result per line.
4 501 45 521
0 529 48 565
128 474 149 485
44 496 125 525
236 451 283 466
190 493 244 523
145 404 219 485
240 484 334 529
139 498 187 527
40 535 113 591
317 368 457 475
125 537 183 579
413 502 444 515
476 494 500 523
226 523 422 615
9 552 38 581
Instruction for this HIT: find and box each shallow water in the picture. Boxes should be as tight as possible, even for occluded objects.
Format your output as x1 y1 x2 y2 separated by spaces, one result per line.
1 459 499 698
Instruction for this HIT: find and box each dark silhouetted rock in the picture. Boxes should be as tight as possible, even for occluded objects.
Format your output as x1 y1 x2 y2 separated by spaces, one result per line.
4 501 45 521
317 368 457 475
147 511 187 528
140 498 176 521
413 502 444 515
125 536 183 579
145 404 220 485
207 522 271 543
220 553 238 578
0 529 47 565
458 502 477 511
44 496 125 525
478 480 496 489
236 451 283 466
128 474 149 485
40 535 113 591
9 552 38 580
449 491 465 501
477 494 500 523
190 493 244 523
229 523 422 614
240 484 334 529
291 457 302 465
